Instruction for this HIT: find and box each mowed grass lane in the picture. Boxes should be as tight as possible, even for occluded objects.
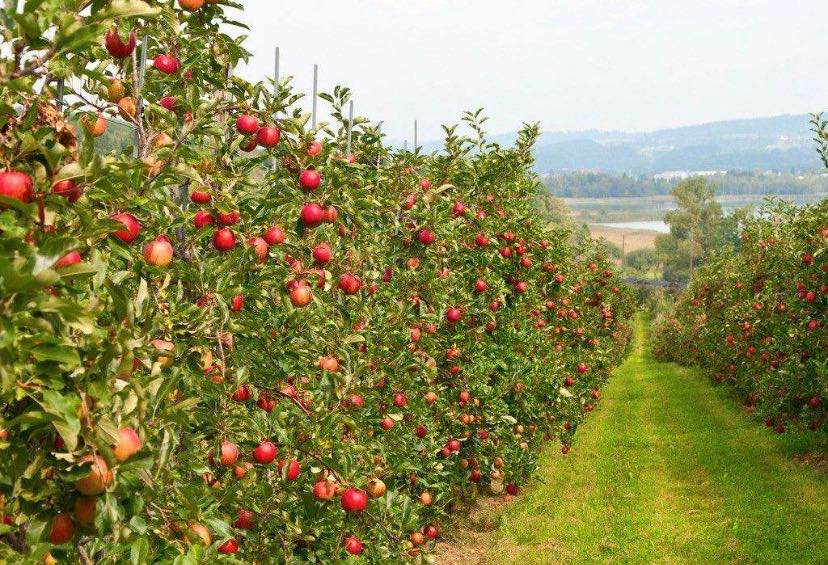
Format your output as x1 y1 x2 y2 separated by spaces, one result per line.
444 313 827 564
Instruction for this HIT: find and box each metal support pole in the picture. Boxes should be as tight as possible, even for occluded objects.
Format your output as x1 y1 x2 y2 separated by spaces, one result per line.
311 64 318 130
346 100 354 156
403 140 408 152
414 120 418 152
55 79 64 112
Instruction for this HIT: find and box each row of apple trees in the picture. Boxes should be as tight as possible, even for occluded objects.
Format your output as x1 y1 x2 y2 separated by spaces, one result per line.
652 198 826 433
0 0 634 562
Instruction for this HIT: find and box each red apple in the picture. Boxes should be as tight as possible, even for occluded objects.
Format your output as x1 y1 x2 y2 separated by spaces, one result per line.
193 211 213 229
190 189 211 204
153 54 179 74
230 295 244 312
446 307 462 324
234 509 255 529
300 203 325 227
252 441 277 464
236 114 259 135
299 168 321 191
143 236 173 267
289 281 313 307
51 179 82 202
48 513 74 544
113 427 141 462
263 226 286 245
0 170 33 203
256 126 280 148
344 535 364 555
340 488 368 512
312 243 332 264
104 28 136 58
219 441 239 466
112 212 141 243
55 251 82 269
213 228 236 251
338 272 362 295
417 229 435 245
217 539 239 554
313 479 337 501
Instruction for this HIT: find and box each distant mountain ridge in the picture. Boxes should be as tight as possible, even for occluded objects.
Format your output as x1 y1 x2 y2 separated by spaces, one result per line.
408 114 821 174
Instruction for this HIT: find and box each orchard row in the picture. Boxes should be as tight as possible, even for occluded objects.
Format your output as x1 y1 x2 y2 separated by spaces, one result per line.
0 1 634 562
653 201 827 433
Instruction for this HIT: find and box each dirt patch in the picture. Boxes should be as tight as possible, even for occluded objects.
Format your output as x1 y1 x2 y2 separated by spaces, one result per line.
588 225 659 253
431 494 516 565
793 452 828 475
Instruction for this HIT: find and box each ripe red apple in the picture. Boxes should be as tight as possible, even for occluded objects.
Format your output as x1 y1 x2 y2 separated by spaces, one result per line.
231 385 250 402
423 524 439 540
307 140 323 157
159 95 177 112
289 281 313 307
104 28 136 58
73 496 96 526
340 488 368 512
312 243 332 264
112 212 141 243
219 441 239 466
153 54 179 74
349 394 365 408
252 441 277 464
263 226 286 245
299 168 321 191
48 513 74 544
190 189 211 204
326 205 338 223
345 535 364 555
230 295 244 312
300 203 325 227
577 362 588 374
236 114 259 135
55 251 82 269
217 539 239 554
283 458 300 481
415 424 427 438
234 509 255 529
446 307 462 324
75 455 113 495
256 126 281 148
113 427 141 462
452 201 467 217
0 170 33 203
380 417 395 431
51 179 82 202
458 390 471 404
216 210 240 226
506 483 518 495
213 228 236 252
248 236 268 263
474 279 488 293
143 236 174 267
419 178 432 190
469 469 482 483
424 391 438 405
193 211 213 229
313 479 337 501
393 392 407 407
339 272 362 295
417 229 435 245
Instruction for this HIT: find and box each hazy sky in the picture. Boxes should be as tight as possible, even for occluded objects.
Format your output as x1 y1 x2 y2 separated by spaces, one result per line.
232 0 826 142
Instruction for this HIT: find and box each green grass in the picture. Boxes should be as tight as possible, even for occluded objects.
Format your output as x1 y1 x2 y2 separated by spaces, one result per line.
479 312 828 564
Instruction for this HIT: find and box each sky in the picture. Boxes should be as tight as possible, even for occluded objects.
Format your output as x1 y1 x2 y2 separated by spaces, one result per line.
231 0 827 142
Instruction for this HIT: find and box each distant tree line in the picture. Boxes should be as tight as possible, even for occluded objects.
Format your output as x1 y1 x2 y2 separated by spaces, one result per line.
545 170 828 199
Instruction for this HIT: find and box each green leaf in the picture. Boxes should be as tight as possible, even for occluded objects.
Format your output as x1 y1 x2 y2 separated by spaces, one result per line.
99 0 160 19
131 536 149 565
31 343 81 367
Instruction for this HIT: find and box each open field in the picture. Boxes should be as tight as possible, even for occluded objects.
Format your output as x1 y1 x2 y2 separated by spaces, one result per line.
565 192 828 222
435 314 828 564
587 224 659 252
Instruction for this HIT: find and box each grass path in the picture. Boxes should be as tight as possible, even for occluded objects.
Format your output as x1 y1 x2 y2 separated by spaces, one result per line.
437 313 827 564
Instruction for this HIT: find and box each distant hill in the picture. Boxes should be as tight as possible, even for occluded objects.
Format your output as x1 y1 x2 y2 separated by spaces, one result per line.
526 114 820 173
407 114 821 174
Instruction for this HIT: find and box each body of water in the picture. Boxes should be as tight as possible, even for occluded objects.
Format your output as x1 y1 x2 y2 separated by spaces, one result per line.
594 221 670 233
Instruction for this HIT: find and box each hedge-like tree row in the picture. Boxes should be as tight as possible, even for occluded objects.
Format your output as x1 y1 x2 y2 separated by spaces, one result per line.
653 200 826 433
0 1 634 562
